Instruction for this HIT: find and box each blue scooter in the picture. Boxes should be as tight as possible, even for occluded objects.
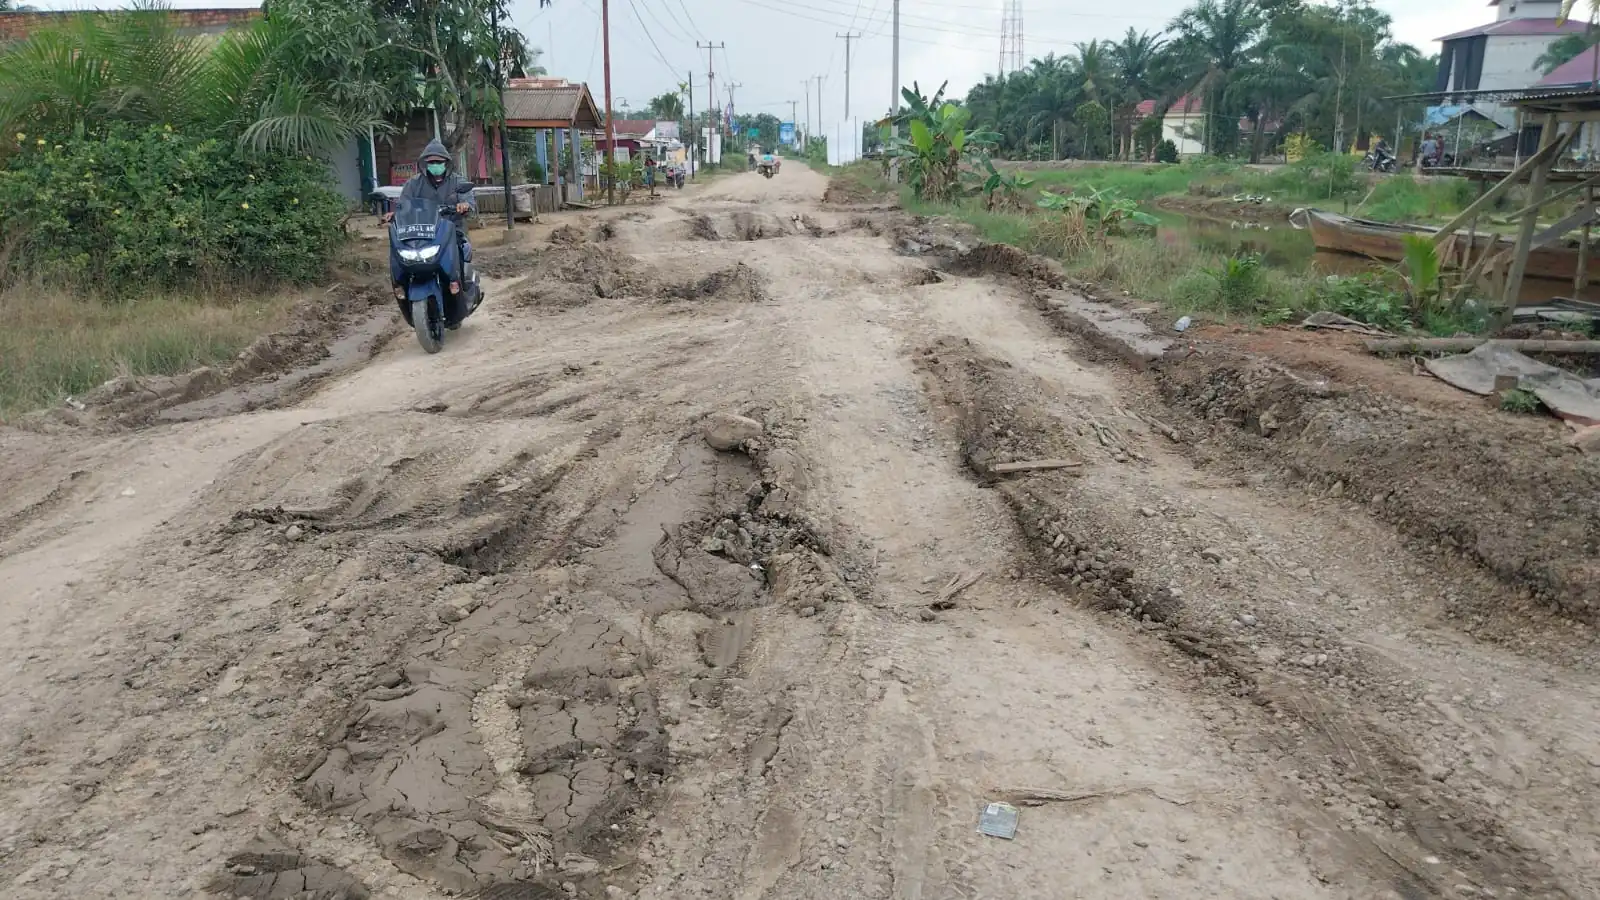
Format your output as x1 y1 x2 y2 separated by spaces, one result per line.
388 184 482 354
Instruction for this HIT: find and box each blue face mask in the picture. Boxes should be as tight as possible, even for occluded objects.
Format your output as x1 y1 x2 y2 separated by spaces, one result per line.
425 162 447 177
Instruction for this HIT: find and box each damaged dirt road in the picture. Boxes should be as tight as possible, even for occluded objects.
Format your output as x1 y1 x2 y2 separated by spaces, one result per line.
3 165 1600 900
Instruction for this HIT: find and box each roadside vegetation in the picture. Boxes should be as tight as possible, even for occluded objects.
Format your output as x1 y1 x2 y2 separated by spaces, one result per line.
0 0 535 416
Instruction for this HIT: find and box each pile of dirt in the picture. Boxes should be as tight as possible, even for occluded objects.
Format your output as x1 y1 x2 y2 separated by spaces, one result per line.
684 211 806 242
947 242 1066 287
511 245 658 311
547 224 586 245
1155 349 1600 621
821 172 897 206
662 263 768 303
32 281 394 429
475 247 543 279
914 338 1175 621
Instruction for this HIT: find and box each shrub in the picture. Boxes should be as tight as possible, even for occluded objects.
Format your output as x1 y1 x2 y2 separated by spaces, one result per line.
0 124 345 292
1155 139 1179 164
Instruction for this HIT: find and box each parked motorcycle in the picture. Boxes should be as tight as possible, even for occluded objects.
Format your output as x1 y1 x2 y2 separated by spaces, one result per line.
1363 149 1397 173
388 184 481 354
1420 152 1456 170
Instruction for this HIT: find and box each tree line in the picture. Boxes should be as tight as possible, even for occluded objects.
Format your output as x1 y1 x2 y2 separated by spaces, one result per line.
963 0 1439 162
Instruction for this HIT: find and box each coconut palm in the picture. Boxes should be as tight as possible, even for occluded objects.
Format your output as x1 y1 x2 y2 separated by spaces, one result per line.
0 5 387 153
1166 0 1265 155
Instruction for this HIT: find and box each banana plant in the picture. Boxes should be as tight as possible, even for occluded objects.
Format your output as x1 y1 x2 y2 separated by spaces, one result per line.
882 80 1002 201
975 156 1034 210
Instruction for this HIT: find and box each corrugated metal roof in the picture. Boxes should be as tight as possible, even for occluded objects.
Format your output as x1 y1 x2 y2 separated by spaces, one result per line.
503 83 603 129
1436 18 1590 41
1537 45 1600 87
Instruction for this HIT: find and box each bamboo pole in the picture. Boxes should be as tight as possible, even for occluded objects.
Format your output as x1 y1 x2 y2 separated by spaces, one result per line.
1494 170 1600 223
1427 125 1575 247
1501 114 1562 324
1579 184 1594 299
1366 338 1600 354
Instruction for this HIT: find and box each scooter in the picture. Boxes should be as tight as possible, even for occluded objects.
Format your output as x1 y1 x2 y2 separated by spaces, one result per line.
388 183 481 354
758 161 776 179
1363 149 1397 173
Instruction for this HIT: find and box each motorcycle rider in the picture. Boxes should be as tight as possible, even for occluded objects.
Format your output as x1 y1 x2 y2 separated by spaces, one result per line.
384 138 478 300
1419 133 1441 169
760 148 779 173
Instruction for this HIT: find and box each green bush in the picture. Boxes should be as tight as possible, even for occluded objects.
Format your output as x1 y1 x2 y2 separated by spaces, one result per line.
1155 139 1179 164
0 124 345 291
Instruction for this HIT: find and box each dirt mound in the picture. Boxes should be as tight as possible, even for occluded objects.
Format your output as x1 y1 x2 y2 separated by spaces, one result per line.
547 224 587 245
663 263 768 303
1156 350 1600 622
476 247 543 279
26 281 394 430
948 242 1066 287
685 211 807 242
914 338 1174 621
508 245 656 312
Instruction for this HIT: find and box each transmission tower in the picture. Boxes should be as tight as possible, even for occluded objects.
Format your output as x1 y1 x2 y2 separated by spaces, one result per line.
999 0 1023 76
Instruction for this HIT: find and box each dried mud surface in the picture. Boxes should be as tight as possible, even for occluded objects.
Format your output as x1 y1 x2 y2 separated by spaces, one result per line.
5 165 1600 900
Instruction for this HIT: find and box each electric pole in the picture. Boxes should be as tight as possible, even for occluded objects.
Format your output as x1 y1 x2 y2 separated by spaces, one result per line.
817 74 825 153
890 0 900 181
801 78 811 150
836 32 859 121
687 71 696 178
726 82 743 149
697 41 724 157
788 99 798 149
602 0 616 205
491 0 513 228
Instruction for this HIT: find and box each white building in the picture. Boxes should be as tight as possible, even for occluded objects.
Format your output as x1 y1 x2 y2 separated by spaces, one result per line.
1436 0 1592 128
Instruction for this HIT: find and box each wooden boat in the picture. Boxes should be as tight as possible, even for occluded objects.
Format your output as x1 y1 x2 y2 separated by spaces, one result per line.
1293 208 1600 283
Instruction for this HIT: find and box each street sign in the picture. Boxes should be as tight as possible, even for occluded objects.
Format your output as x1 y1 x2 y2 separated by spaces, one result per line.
747 127 759 138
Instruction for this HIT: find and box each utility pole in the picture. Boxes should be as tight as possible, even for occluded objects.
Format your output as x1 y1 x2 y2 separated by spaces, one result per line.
817 74 825 151
697 41 724 157
788 99 798 149
835 32 859 121
726 82 742 150
685 72 696 179
602 0 616 205
890 0 900 181
491 0 513 229
801 79 812 150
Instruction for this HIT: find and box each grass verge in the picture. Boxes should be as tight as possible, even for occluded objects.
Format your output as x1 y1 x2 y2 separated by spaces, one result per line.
873 158 1490 336
0 287 300 420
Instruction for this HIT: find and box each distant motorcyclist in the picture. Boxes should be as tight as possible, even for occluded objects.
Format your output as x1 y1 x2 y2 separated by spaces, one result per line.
747 149 757 171
383 139 478 294
1419 133 1441 169
760 149 779 173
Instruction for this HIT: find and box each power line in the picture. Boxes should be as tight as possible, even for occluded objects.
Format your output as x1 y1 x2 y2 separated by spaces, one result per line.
650 0 696 45
733 0 1163 43
635 0 692 46
622 0 685 78
675 0 704 41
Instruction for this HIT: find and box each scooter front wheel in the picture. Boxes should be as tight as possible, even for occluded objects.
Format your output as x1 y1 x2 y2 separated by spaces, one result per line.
412 298 443 354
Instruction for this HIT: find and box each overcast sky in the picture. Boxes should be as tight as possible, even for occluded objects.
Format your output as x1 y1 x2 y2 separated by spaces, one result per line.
97 0 1490 127
511 0 1483 127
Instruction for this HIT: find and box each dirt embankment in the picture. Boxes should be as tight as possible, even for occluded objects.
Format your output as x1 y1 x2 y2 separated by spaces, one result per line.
903 218 1600 627
913 334 1576 900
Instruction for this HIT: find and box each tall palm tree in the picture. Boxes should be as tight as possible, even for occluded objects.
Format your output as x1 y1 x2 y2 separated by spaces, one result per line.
1109 28 1165 158
1168 0 1265 155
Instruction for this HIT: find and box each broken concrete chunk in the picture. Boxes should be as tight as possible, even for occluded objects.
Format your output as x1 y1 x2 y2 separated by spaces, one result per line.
703 412 764 451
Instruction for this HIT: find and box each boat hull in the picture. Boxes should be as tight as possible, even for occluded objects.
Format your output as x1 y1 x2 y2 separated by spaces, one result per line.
1300 209 1600 283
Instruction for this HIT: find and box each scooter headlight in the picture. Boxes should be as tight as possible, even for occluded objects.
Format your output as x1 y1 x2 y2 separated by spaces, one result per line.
399 245 441 263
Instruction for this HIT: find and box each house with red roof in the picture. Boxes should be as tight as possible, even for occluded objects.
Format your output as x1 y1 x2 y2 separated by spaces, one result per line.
1132 95 1275 158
